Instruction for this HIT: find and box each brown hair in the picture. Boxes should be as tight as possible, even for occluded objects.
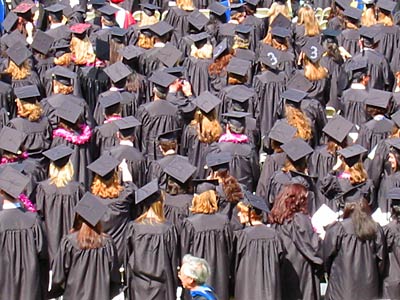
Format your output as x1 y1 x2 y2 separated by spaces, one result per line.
228 73 248 85
71 215 107 249
109 39 124 64
54 53 72 66
208 52 233 76
70 36 96 65
137 34 155 49
16 98 42 122
237 201 262 221
159 140 177 153
303 56 328 81
377 10 393 26
366 105 387 117
214 169 243 203
361 7 377 26
285 105 312 141
297 6 320 36
190 109 222 143
5 60 30 80
135 197 166 224
176 0 194 10
268 183 308 224
166 177 193 195
53 80 73 95
342 198 377 240
281 157 308 173
91 172 123 199
191 190 218 214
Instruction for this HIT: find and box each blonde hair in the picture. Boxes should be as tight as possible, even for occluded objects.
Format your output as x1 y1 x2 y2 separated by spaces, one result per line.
190 43 213 59
140 13 159 26
267 2 290 19
232 36 250 49
16 98 42 122
190 109 222 143
190 190 218 214
54 53 72 66
361 7 377 27
176 0 194 10
297 6 320 36
135 198 166 224
342 161 368 184
345 19 358 29
49 161 74 188
303 56 328 81
137 34 155 49
5 60 30 80
285 105 312 141
91 172 123 199
53 80 73 95
237 201 262 221
377 11 394 26
70 36 96 65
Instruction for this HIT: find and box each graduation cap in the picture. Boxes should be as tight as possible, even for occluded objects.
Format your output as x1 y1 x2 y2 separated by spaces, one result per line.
74 192 107 226
3 30 28 49
104 62 132 83
135 180 161 205
155 43 182 67
193 91 221 113
163 156 197 184
43 145 73 167
6 43 31 66
230 3 245 15
235 24 252 39
51 41 71 58
69 23 91 35
0 127 25 154
139 25 153 37
98 90 122 108
13 2 35 14
377 0 396 13
208 2 228 16
51 66 76 86
391 110 400 127
157 128 180 142
114 116 141 137
190 32 210 46
268 119 297 144
301 39 323 63
245 0 260 7
118 45 144 61
348 58 368 73
192 179 219 194
387 138 400 152
110 27 128 42
335 0 351 9
0 166 29 198
31 30 55 55
140 3 160 16
14 85 40 102
206 151 232 171
270 13 291 29
234 48 255 62
270 26 290 38
359 26 381 44
226 57 251 77
222 111 249 129
2 12 18 32
244 191 270 213
187 10 209 31
97 4 118 20
89 0 106 6
258 45 281 68
95 38 110 61
150 21 174 39
343 7 362 20
337 144 367 167
213 38 229 60
226 85 255 103
148 70 177 93
323 115 353 143
55 101 83 124
281 88 308 103
322 28 340 39
281 138 313 162
45 3 65 18
286 73 313 92
365 89 392 109
87 154 120 178
164 66 185 78
386 188 400 206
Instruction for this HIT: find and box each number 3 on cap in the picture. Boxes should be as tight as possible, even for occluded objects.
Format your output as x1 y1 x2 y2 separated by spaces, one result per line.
267 52 278 66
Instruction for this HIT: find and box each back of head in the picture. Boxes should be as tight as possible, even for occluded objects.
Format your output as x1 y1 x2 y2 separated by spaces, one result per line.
343 198 377 241
181 254 211 285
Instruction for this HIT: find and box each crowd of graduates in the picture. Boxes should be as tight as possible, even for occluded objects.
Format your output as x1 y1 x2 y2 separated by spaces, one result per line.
1 0 400 299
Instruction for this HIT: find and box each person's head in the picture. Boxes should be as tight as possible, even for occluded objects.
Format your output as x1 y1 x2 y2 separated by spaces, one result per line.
284 104 312 141
340 160 368 184
15 98 42 122
301 54 328 81
70 35 95 65
297 6 320 36
6 60 30 80
377 8 394 26
388 148 400 172
191 108 222 144
267 2 290 20
71 214 106 249
237 200 263 224
208 50 233 76
135 190 166 224
91 171 123 199
190 189 218 214
53 79 74 95
322 37 343 64
190 42 213 59
179 254 211 290
166 177 193 195
343 198 377 240
209 169 243 203
49 160 74 188
268 183 308 224
176 0 195 10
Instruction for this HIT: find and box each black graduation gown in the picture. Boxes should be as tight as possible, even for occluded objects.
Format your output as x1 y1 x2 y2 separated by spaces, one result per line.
337 28 360 57
0 207 48 300
377 171 400 212
181 213 233 300
147 154 188 188
36 180 85 263
185 56 213 97
323 219 386 300
233 224 284 300
92 121 119 160
272 213 322 300
383 220 400 300
308 145 336 178
0 81 15 119
340 86 368 126
376 24 400 66
164 7 191 44
34 56 55 87
243 15 267 48
125 221 179 300
356 117 394 152
43 65 82 98
320 55 344 109
164 193 192 234
293 25 320 57
50 233 120 300
256 152 287 196
218 84 258 119
136 100 181 161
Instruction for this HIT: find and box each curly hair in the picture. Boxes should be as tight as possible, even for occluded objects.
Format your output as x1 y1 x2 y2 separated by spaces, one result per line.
16 98 42 122
297 6 320 36
342 161 368 185
285 105 312 141
137 34 155 49
377 10 393 26
232 35 250 50
176 0 194 10
54 53 72 66
53 80 73 95
49 160 74 188
190 43 213 59
208 52 233 76
190 108 222 143
70 36 96 65
268 183 309 224
91 172 123 199
166 177 193 195
191 190 218 214
343 198 377 241
214 169 243 203
281 157 308 173
5 60 30 80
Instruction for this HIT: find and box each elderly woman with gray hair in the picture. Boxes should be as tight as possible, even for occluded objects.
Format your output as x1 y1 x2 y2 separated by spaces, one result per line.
178 254 219 300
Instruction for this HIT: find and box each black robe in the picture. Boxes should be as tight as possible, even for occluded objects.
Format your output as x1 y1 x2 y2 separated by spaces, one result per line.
164 7 191 44
125 221 179 300
184 56 213 97
0 207 48 300
308 145 336 179
49 233 120 300
257 152 287 197
233 224 284 300
383 220 400 300
92 121 119 160
164 193 192 235
0 81 15 119
337 28 360 57
272 213 322 300
340 87 368 126
323 219 386 300
320 55 344 109
377 171 400 212
147 153 187 188
356 117 394 152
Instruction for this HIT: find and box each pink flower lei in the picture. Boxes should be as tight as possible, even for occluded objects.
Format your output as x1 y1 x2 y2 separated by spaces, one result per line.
18 193 37 212
53 124 92 145
0 151 28 165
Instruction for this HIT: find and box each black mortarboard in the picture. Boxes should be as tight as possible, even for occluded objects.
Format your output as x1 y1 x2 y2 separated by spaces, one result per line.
150 21 174 38
193 91 221 113
234 48 255 61
14 85 40 102
155 43 182 67
206 151 232 171
322 28 340 38
31 30 55 55
43 145 73 167
323 115 353 143
226 57 251 77
335 0 351 9
114 116 141 137
208 2 228 16
69 22 91 35
281 138 313 161
286 73 313 92
244 191 270 213
7 43 31 66
0 127 25 154
0 166 29 198
235 24 252 39
75 192 107 226
387 188 400 206
226 85 255 103
377 0 396 12
270 13 291 29
140 3 160 15
51 66 76 86
164 66 185 78
149 70 177 93
3 30 28 48
259 45 281 68
163 156 197 184
301 40 323 62
192 179 219 194
245 0 260 6
89 0 106 6
97 4 118 20
51 41 71 58
135 180 161 205
281 88 308 103
387 138 400 151
391 110 400 127
359 26 381 44
268 119 297 144
157 128 180 141
188 10 209 30
139 25 153 37
190 32 210 45
87 154 120 178
213 38 228 59
348 58 368 73
230 3 244 14
45 3 65 19
98 90 122 108
55 101 83 124
271 26 290 38
110 27 128 41
222 111 249 128
2 12 18 32
13 2 35 14
95 38 110 61
118 45 144 61
365 89 392 109
343 7 362 20
104 61 132 83
337 144 367 167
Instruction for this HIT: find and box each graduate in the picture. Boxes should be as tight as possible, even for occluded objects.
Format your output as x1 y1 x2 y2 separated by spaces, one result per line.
337 7 361 57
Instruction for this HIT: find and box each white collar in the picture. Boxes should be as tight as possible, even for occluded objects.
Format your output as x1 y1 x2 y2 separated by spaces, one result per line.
120 140 133 147
2 202 22 210
350 83 366 90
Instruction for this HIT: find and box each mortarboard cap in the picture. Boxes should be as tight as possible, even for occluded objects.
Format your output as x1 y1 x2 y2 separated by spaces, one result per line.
234 48 255 61
359 26 381 44
164 66 185 78
69 22 91 34
322 28 340 38
270 13 291 29
148 70 177 92
281 88 308 103
230 3 244 14
87 154 120 178
208 2 228 16
348 58 368 72
343 7 362 20
89 0 106 6
51 66 76 86
226 85 255 103
387 188 400 206
31 30 55 55
0 127 25 154
95 38 110 61
222 111 249 129
14 85 40 102
3 30 28 48
163 156 197 184
323 115 353 143
135 180 161 205
337 144 367 167
114 116 141 137
43 145 73 167
259 44 281 68
213 38 228 59
13 2 35 14
98 90 122 108
155 43 182 67
193 91 221 113
55 100 83 124
190 32 210 44
104 61 132 83
188 10 209 30
157 128 180 142
377 0 396 12
387 138 400 151
226 57 251 77
335 0 351 9
301 39 323 62
98 4 118 19
140 3 160 15
2 12 18 32
7 43 31 66
235 24 252 39
75 192 107 226
45 3 65 16
206 151 232 171
287 73 313 92
268 119 297 144
244 191 270 213
110 26 127 39
271 26 290 38
245 0 260 6
0 166 29 198
150 21 174 38
192 179 219 194
281 138 313 161
118 45 144 61
391 110 400 127
51 41 71 58
365 89 392 109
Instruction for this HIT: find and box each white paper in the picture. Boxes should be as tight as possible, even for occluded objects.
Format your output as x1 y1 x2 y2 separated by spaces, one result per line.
312 204 338 239
372 207 391 227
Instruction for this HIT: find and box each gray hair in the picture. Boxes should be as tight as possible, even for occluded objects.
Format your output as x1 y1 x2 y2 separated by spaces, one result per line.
181 254 211 285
